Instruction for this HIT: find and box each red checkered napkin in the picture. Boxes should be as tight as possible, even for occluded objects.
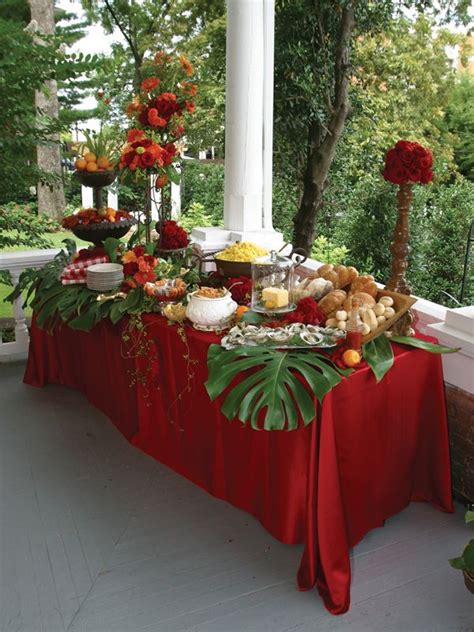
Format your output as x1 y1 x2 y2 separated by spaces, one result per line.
60 256 109 285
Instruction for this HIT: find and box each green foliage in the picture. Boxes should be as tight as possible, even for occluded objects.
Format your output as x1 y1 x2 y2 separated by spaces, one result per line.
181 161 224 224
311 236 348 265
0 14 97 204
179 202 218 233
408 178 474 305
363 335 394 383
0 203 59 250
363 334 458 384
343 16 462 181
446 73 474 180
449 511 474 572
205 344 350 430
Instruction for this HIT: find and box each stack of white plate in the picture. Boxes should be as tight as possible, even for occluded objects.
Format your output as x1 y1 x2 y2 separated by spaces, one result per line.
87 263 124 291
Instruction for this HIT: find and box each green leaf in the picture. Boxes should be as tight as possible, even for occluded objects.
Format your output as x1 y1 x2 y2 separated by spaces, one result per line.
109 301 125 324
164 165 181 185
464 543 474 569
390 335 459 354
448 557 466 570
241 311 268 325
103 237 121 263
363 335 394 383
68 303 99 331
205 346 347 430
465 511 474 524
145 242 155 255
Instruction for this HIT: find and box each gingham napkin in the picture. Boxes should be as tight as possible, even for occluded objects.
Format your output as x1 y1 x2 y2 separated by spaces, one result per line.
60 256 109 285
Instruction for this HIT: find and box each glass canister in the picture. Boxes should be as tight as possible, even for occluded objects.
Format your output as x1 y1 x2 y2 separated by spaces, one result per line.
251 250 297 314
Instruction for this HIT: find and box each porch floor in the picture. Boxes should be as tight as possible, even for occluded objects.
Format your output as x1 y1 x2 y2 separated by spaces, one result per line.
0 362 472 632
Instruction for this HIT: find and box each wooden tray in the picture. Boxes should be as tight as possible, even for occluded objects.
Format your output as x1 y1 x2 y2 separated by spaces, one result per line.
361 289 417 344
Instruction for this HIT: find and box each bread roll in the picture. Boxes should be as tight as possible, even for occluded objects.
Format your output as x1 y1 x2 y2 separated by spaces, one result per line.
351 275 378 298
318 289 347 316
352 291 376 307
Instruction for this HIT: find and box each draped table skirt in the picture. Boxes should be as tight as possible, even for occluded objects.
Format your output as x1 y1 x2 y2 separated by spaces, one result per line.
24 315 453 615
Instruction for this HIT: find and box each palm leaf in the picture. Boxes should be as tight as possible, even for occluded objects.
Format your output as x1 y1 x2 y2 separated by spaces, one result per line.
363 334 394 383
205 345 348 430
390 335 459 354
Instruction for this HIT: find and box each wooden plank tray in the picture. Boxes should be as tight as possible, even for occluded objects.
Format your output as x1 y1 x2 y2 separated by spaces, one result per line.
361 289 417 344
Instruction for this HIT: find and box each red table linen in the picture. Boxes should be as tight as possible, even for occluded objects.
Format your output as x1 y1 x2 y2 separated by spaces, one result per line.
24 315 453 615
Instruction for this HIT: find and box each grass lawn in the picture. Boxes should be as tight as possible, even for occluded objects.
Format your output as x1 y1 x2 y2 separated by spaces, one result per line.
0 231 89 320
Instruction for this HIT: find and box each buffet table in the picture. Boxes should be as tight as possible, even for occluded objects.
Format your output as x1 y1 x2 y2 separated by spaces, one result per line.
24 315 453 615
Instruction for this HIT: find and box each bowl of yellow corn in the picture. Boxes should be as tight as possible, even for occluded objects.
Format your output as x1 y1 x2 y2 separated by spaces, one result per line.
214 242 269 277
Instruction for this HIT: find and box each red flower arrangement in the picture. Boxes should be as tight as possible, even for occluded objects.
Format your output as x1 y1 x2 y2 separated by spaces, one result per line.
73 246 107 262
383 140 433 185
224 276 252 305
286 297 326 326
62 208 132 229
157 220 189 250
121 245 158 290
120 53 197 175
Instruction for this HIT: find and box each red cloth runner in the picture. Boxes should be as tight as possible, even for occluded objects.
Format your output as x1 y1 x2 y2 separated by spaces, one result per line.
24 315 453 615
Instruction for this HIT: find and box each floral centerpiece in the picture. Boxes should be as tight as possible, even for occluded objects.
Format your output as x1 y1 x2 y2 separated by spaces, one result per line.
382 140 433 334
119 52 196 248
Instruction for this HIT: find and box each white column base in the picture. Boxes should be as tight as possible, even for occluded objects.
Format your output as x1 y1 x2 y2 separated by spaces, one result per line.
191 226 285 254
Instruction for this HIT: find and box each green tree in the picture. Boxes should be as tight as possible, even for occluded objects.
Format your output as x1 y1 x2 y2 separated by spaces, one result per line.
340 16 462 182
445 72 474 180
0 12 95 206
273 0 471 254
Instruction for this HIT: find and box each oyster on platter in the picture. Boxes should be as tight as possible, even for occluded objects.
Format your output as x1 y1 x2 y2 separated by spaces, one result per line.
221 323 345 350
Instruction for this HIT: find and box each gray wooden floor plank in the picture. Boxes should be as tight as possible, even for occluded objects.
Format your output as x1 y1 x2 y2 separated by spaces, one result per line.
1 362 472 632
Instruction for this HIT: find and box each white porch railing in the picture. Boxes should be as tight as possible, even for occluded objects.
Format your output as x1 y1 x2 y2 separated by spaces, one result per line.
0 249 59 362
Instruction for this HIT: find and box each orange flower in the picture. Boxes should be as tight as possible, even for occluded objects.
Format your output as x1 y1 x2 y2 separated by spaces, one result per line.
181 81 198 97
122 251 138 264
127 128 145 143
154 51 165 65
141 76 160 92
179 54 193 77
134 270 156 285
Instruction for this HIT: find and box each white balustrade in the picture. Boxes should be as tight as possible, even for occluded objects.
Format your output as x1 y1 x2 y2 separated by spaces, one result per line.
0 249 59 361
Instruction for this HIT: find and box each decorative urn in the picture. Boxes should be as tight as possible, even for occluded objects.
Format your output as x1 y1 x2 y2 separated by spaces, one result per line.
185 289 237 331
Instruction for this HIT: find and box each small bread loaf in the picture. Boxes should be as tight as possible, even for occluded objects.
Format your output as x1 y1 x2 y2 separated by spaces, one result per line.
346 266 359 285
318 289 347 315
334 265 351 289
351 274 378 298
352 291 376 307
317 264 359 289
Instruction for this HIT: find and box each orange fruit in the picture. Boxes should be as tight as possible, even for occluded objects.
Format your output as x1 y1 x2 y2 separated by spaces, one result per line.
342 349 361 368
97 155 110 169
84 152 97 163
86 161 98 172
155 173 169 189
235 305 250 320
75 158 87 171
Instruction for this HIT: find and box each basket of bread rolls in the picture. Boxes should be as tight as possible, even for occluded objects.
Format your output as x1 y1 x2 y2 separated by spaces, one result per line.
293 264 417 343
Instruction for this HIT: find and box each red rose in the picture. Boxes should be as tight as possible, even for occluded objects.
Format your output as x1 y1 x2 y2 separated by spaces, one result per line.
144 254 156 265
134 245 145 257
123 262 139 276
140 151 155 168
420 169 433 184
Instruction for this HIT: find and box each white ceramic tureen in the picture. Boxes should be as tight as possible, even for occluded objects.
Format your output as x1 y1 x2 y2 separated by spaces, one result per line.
186 289 237 331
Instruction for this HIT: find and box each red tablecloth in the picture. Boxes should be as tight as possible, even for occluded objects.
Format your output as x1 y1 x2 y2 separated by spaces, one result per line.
24 315 453 614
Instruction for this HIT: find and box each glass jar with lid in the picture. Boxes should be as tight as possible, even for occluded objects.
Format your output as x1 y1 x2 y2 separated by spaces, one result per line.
251 250 305 314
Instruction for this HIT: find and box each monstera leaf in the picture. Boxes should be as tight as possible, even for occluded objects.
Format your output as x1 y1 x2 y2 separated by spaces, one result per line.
205 345 350 430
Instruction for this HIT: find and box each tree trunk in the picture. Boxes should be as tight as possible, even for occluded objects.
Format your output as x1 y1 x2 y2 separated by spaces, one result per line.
28 0 65 220
292 6 355 254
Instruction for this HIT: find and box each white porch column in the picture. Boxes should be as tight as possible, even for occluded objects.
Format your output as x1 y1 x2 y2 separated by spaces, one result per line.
192 0 283 253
